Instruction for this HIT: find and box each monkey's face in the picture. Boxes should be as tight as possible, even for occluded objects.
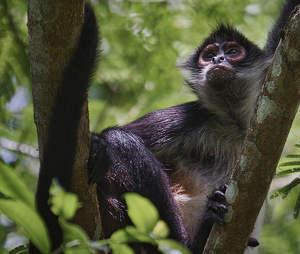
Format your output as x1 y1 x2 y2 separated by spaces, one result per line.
180 25 265 96
199 42 246 86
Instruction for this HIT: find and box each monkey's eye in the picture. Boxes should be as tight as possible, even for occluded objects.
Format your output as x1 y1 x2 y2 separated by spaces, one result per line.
226 48 239 55
224 42 247 63
198 44 219 66
204 52 216 59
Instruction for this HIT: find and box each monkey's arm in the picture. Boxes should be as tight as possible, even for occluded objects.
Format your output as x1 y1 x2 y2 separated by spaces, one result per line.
122 101 211 158
265 0 300 55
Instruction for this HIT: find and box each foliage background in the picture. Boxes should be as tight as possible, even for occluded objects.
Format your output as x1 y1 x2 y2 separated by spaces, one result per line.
0 0 300 253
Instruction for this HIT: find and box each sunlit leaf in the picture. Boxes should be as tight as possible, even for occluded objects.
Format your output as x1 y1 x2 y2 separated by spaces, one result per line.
276 168 300 177
0 162 35 207
124 193 159 234
89 241 110 252
49 179 82 220
64 246 94 254
125 226 156 245
286 154 300 158
153 220 170 239
157 239 191 254
59 218 93 254
110 243 135 254
279 161 300 167
271 177 300 199
110 228 136 244
0 198 50 254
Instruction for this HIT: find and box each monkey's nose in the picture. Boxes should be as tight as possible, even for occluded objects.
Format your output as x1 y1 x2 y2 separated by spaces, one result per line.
212 55 225 64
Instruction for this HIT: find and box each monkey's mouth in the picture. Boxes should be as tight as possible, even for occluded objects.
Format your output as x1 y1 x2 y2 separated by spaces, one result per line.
206 65 236 84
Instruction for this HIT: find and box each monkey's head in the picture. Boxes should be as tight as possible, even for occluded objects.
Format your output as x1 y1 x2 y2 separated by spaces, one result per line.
181 24 266 95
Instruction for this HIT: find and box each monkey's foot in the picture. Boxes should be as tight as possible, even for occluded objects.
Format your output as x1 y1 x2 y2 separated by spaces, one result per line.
247 237 259 247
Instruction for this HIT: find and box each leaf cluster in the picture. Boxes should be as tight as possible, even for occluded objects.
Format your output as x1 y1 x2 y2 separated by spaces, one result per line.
272 144 300 219
0 0 30 103
0 162 50 253
0 164 190 254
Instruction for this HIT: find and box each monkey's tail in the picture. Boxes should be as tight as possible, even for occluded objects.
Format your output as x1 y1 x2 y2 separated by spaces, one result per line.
265 0 300 55
30 4 99 253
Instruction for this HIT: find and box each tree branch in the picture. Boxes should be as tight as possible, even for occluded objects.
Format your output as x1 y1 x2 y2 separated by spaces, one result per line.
28 0 101 246
203 6 300 254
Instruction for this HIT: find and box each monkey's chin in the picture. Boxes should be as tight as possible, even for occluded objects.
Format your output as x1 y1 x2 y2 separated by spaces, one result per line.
206 65 235 84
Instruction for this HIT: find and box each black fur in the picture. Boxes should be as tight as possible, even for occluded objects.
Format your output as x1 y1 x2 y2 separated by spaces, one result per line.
33 1 300 254
93 128 189 252
265 0 300 55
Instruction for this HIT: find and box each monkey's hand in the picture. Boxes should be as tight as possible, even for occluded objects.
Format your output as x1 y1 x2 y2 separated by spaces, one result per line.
205 185 228 225
205 186 259 248
88 134 112 184
193 185 228 252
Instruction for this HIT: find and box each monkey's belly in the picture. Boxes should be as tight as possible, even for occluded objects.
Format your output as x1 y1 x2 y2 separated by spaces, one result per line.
173 193 206 240
171 169 214 240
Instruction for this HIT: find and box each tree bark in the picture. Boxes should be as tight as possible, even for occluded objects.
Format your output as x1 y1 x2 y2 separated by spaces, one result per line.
203 6 300 254
28 0 101 242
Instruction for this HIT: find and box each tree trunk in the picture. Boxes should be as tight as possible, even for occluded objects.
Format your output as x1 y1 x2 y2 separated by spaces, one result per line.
203 6 300 254
28 0 101 246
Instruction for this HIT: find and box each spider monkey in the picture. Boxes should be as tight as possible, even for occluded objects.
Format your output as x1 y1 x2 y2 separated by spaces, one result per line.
30 1 300 254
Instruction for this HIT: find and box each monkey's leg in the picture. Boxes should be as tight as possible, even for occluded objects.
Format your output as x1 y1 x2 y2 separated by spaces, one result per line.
89 129 189 253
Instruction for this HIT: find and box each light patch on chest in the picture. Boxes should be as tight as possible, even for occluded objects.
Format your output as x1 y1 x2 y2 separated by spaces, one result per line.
174 192 207 240
170 169 215 240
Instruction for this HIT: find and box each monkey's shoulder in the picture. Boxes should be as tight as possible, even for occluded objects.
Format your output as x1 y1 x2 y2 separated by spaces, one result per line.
124 101 212 134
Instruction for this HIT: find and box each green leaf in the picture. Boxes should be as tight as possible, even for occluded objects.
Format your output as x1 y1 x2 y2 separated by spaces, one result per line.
110 243 135 254
279 161 300 167
64 245 94 254
89 241 110 252
276 168 300 177
0 162 35 207
286 154 300 158
123 193 159 234
59 218 90 244
293 189 300 219
157 239 191 254
153 220 170 239
271 177 300 199
110 228 136 244
125 226 156 245
49 179 81 220
59 218 93 254
8 245 28 254
0 198 51 254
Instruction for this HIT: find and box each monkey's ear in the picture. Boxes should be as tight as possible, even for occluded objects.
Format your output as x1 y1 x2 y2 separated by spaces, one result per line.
88 135 112 184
